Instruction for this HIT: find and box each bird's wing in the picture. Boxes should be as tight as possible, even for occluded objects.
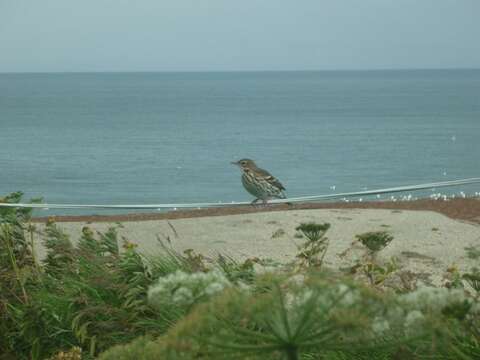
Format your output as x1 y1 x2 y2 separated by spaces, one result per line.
255 168 286 191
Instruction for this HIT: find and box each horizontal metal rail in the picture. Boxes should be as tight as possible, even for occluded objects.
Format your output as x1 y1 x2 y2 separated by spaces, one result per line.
0 177 479 210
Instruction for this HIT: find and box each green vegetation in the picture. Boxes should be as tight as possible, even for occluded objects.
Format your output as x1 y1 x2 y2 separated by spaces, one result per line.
295 222 330 268
1 193 480 359
465 245 480 260
356 231 394 253
0 192 219 359
350 230 398 287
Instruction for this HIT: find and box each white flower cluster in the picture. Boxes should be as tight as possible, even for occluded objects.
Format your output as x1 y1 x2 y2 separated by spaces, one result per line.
285 289 315 310
372 286 478 336
335 283 361 307
284 282 359 313
148 270 232 309
372 317 391 334
399 286 470 312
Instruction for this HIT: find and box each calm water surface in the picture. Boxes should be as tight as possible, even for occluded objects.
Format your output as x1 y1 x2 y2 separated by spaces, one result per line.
1 70 479 214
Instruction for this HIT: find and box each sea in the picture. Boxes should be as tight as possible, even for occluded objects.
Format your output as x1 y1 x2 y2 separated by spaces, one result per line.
1 70 479 215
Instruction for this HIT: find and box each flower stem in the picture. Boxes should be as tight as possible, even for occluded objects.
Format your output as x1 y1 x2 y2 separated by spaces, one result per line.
285 345 299 360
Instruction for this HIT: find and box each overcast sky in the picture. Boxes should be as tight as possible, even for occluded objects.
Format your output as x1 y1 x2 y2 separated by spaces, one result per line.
1 0 479 72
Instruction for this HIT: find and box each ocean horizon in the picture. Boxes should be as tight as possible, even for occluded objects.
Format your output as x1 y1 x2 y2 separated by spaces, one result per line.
1 69 479 214
2 67 480 74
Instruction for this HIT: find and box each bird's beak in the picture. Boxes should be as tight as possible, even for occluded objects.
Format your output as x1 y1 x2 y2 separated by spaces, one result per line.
231 161 239 166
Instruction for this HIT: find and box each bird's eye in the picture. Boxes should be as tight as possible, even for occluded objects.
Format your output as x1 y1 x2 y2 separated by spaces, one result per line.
241 161 246 165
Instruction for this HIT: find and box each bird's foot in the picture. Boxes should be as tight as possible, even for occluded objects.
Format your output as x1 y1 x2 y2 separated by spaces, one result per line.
251 199 270 207
251 198 260 207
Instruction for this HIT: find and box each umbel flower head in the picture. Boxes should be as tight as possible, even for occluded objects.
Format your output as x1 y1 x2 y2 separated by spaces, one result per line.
148 270 233 309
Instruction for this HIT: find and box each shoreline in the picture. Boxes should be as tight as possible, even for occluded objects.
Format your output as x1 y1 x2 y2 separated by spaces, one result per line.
31 198 480 224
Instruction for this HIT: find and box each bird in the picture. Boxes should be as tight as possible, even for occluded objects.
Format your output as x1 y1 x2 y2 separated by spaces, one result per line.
231 158 286 205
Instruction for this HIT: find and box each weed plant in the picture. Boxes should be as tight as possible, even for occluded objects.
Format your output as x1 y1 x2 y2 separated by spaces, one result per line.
356 231 393 253
295 223 331 268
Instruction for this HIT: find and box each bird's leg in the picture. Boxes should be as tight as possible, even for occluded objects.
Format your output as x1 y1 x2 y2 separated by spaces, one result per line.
251 198 260 206
262 199 268 206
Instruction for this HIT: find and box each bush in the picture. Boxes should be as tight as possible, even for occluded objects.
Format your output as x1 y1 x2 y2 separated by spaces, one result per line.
100 273 480 359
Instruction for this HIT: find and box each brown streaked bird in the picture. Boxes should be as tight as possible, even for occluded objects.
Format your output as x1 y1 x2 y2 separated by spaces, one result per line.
232 158 286 205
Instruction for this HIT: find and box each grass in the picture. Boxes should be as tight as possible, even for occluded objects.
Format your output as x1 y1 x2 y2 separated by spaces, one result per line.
0 193 219 359
1 192 480 359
